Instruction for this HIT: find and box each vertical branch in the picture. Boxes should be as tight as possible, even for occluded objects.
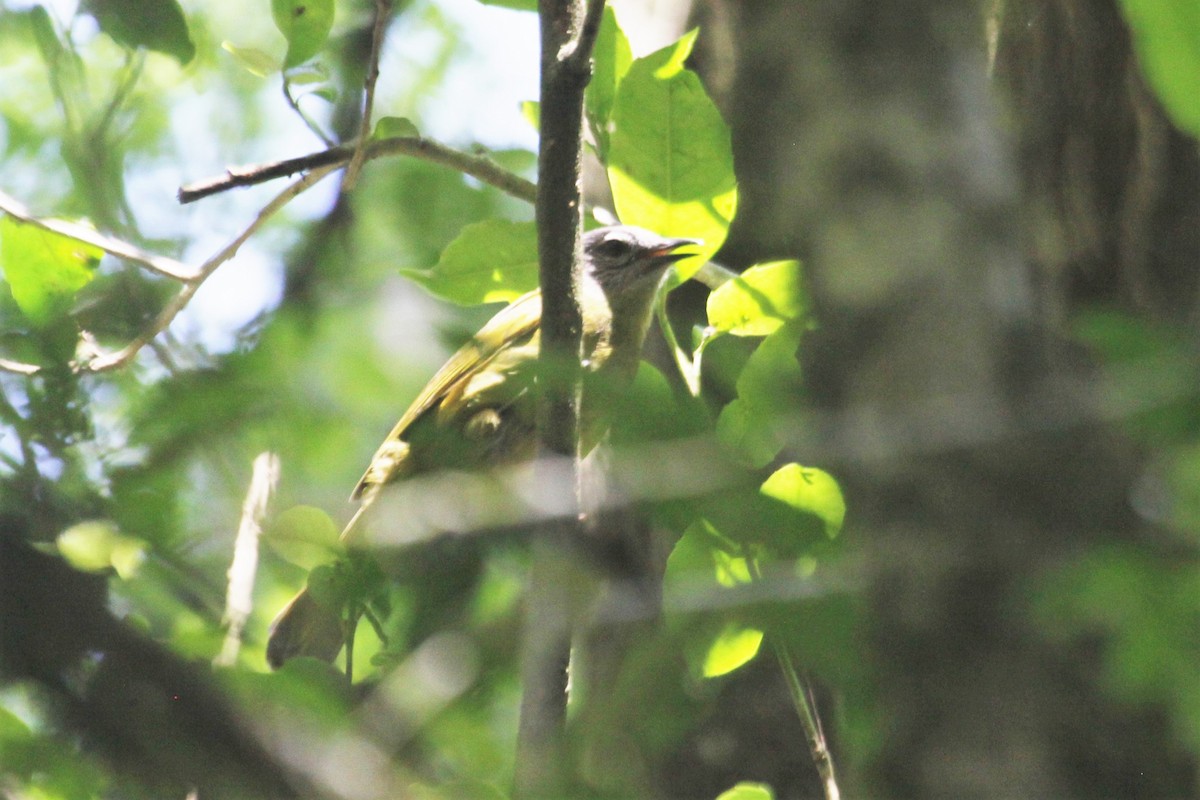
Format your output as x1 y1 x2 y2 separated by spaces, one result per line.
215 452 280 667
515 0 606 797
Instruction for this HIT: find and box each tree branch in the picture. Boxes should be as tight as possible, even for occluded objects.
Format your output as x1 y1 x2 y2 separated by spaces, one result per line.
0 190 196 282
515 1 606 796
85 163 341 372
341 0 392 192
178 136 536 205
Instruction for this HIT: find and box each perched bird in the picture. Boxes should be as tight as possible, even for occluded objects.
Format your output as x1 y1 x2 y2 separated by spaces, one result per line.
267 225 699 668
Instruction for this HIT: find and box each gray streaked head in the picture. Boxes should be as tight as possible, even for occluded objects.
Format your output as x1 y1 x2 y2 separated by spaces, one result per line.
583 225 701 298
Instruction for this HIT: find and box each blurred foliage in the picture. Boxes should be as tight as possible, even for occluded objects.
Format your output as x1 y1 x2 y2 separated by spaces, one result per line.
0 1 847 798
2 0 1194 797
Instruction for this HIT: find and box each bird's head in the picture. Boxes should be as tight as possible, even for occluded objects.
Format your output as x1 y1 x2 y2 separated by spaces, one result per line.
582 225 702 300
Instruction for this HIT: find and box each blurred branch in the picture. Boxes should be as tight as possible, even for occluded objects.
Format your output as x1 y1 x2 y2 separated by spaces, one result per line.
215 452 280 668
179 136 537 205
342 0 393 192
85 163 341 372
0 190 196 281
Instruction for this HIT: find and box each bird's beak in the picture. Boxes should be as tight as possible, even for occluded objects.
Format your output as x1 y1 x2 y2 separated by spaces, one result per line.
650 237 704 264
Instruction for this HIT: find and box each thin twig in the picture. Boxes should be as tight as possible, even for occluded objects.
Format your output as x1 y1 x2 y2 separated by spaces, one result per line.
342 0 392 192
215 451 280 668
179 136 537 204
746 552 841 800
85 163 342 372
0 190 196 282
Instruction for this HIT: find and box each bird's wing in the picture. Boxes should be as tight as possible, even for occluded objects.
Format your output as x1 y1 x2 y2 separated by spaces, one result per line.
351 289 543 500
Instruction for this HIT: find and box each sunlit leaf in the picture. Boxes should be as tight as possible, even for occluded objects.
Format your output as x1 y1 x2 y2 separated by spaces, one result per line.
265 505 343 569
707 260 806 337
57 521 147 579
760 463 846 540
0 216 101 326
475 0 535 9
702 622 764 677
1118 0 1200 137
222 41 279 77
83 0 195 64
716 782 775 800
272 0 334 69
608 30 737 278
403 219 538 305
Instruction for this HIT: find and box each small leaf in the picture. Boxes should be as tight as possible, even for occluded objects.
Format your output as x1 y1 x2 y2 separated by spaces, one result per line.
707 260 806 337
222 41 280 77
0 216 101 326
475 0 536 9
716 782 775 800
372 116 420 140
608 30 737 278
761 463 846 540
265 505 342 569
702 623 764 677
57 521 147 578
519 100 540 130
272 0 334 69
83 0 195 64
403 219 538 305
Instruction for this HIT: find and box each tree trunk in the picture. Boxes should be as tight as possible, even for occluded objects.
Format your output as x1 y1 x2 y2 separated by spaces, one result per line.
684 0 1199 796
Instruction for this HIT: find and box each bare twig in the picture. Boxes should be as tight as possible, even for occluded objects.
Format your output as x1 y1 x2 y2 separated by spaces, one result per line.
86 163 341 372
179 136 537 205
0 190 196 282
342 0 392 192
215 451 280 668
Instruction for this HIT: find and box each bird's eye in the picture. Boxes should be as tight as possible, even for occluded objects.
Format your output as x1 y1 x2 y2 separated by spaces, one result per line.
594 236 634 262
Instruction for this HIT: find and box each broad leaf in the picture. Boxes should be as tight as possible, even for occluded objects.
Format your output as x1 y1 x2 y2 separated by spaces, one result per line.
1118 0 1200 137
265 505 343 569
273 0 334 69
83 0 195 64
760 463 845 540
707 260 806 337
586 6 633 156
608 30 737 278
403 219 538 305
0 216 101 326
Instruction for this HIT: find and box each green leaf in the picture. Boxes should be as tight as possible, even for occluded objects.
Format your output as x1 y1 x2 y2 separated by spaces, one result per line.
475 0 535 9
265 505 343 569
715 398 779 469
373 116 420 140
1118 0 1200 137
520 100 540 130
272 0 334 69
760 463 845 540
403 219 538 305
736 323 803 415
57 521 147 579
82 0 195 64
707 260 806 337
702 622 764 677
716 782 775 800
0 216 101 326
222 41 279 77
586 6 633 155
608 30 737 278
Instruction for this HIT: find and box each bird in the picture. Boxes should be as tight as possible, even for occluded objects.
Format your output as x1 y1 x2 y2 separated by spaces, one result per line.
266 225 700 669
